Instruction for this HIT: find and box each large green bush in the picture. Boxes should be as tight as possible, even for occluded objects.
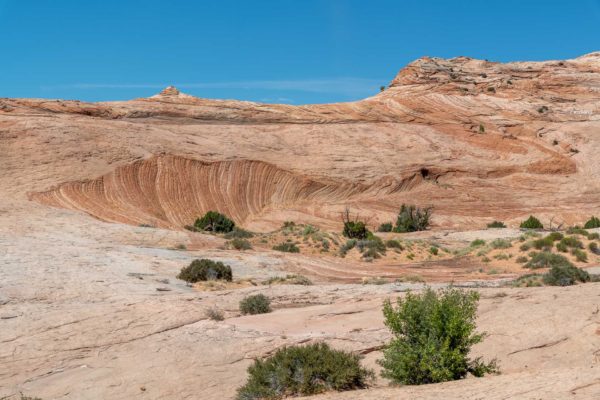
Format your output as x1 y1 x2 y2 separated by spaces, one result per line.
377 222 393 232
525 252 571 270
194 211 235 233
341 208 370 239
379 288 497 385
543 264 590 286
236 343 373 399
177 259 232 283
394 204 432 233
240 294 272 315
519 216 543 229
583 216 600 229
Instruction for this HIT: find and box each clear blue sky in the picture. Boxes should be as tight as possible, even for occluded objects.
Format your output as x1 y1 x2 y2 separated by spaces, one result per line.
1 0 599 104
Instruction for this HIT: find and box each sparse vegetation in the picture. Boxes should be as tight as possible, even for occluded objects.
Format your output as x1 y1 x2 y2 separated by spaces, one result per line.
265 274 313 286
229 238 252 250
379 288 498 385
339 239 357 257
385 239 403 250
273 242 300 253
206 307 225 321
520 216 543 230
236 343 373 399
377 222 393 232
560 236 584 249
471 239 486 247
516 255 528 263
239 294 271 315
490 238 511 249
394 204 432 233
487 221 506 228
584 216 600 229
193 211 235 233
177 259 232 283
224 227 254 239
571 248 588 262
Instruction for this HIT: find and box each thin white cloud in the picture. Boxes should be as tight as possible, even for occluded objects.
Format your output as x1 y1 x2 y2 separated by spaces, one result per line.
42 78 385 97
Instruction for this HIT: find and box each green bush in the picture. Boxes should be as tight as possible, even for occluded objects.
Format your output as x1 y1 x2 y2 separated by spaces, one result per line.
339 239 357 257
525 252 571 269
556 242 568 252
588 232 600 240
273 242 300 253
571 248 588 262
341 208 370 239
394 204 432 233
239 294 271 315
229 238 252 250
520 216 543 230
471 239 486 247
566 226 589 237
560 236 584 249
520 242 532 251
584 216 600 229
385 239 403 250
236 343 373 399
487 221 506 228
589 242 600 255
546 232 564 241
224 228 254 239
194 211 235 233
543 264 590 286
532 236 554 250
302 224 317 235
429 246 439 255
378 222 393 232
177 259 232 283
357 235 386 259
490 239 511 249
379 288 497 385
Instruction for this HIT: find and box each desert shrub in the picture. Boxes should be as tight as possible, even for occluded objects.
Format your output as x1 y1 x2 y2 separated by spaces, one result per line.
341 208 370 239
520 216 543 230
583 216 600 229
566 226 589 237
512 273 543 287
493 253 509 260
429 246 439 255
224 228 254 239
571 248 588 262
487 221 506 228
194 211 235 233
520 242 532 251
471 239 486 247
265 274 312 286
543 264 590 286
339 239 357 257
396 274 424 283
273 242 300 253
589 242 600 255
532 236 554 250
240 294 271 315
385 239 403 250
302 224 318 235
588 232 600 240
378 222 393 232
556 242 568 252
379 288 497 385
560 236 584 249
394 204 432 233
525 252 571 270
546 232 564 241
177 259 232 283
236 343 373 399
516 255 528 263
490 239 511 249
229 238 252 250
357 235 386 259
205 307 225 321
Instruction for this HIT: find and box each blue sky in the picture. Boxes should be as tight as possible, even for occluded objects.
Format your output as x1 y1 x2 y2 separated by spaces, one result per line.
1 0 599 104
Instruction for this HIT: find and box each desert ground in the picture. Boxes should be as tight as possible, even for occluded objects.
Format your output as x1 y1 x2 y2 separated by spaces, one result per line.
1 53 600 399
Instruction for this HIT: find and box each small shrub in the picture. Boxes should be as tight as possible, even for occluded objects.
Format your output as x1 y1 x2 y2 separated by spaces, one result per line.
490 239 511 249
265 274 313 286
379 288 498 385
396 274 425 283
571 248 588 262
532 236 554 250
525 252 571 270
588 232 600 240
224 228 254 239
341 208 370 239
546 232 564 241
512 273 543 287
566 226 589 237
516 256 528 263
239 294 271 315
487 221 506 228
206 307 225 321
378 222 393 232
357 236 386 259
583 216 600 229
385 239 403 250
520 242 532 251
236 343 373 399
493 253 509 260
194 211 235 233
282 221 296 229
589 242 600 255
429 246 439 255
543 264 590 286
520 216 543 229
556 242 568 252
273 242 300 253
302 224 318 235
479 124 485 134
394 204 432 233
177 259 233 283
339 239 357 257
560 236 584 249
471 239 486 247
229 238 252 251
